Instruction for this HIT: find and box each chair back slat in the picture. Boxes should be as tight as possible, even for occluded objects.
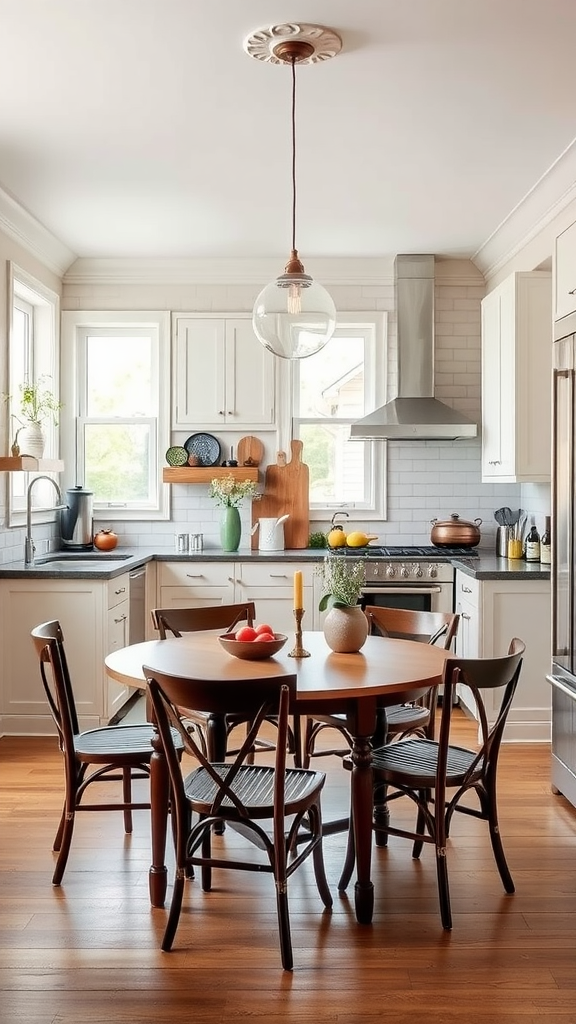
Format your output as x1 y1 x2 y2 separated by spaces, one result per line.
31 620 80 747
151 603 256 639
363 606 459 650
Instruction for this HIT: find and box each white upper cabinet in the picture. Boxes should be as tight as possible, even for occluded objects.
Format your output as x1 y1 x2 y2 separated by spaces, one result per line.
481 271 552 483
554 219 576 322
172 315 276 430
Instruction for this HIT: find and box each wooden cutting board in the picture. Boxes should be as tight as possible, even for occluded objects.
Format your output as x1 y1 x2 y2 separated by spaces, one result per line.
251 440 309 550
237 435 264 468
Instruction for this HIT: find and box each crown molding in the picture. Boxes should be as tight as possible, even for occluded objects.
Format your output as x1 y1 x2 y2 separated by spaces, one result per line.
473 135 576 280
0 184 76 277
63 256 395 287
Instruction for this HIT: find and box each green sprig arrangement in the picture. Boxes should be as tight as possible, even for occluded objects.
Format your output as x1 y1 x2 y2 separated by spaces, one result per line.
316 555 366 611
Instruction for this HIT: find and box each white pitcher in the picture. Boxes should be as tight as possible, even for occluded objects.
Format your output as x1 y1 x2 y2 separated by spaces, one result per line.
251 514 290 551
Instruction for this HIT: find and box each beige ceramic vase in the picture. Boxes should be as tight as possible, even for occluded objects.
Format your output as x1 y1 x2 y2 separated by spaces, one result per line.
323 605 368 654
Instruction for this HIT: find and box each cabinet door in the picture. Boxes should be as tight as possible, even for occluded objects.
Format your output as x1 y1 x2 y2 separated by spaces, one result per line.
106 598 130 718
0 580 104 733
454 573 480 714
173 318 226 429
157 561 235 610
172 316 276 429
481 272 551 483
225 319 276 427
481 279 515 479
555 220 576 321
235 563 316 632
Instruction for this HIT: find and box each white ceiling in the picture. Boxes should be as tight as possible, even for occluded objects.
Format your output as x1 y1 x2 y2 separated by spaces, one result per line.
1 0 576 265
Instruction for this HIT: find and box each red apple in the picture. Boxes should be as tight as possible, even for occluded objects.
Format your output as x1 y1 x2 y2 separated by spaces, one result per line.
235 625 257 642
255 632 275 642
254 623 274 636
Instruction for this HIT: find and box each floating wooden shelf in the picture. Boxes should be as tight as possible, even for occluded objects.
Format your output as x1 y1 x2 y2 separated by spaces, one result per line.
162 466 259 484
0 457 64 472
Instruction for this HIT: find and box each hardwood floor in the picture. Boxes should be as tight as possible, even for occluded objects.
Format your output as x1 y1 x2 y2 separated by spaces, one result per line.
1 712 575 1023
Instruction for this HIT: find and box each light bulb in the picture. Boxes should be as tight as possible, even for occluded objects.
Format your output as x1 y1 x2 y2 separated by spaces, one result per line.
287 282 302 315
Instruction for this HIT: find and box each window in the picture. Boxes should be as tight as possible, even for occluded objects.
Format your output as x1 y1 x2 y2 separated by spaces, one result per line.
292 313 387 519
60 312 170 520
6 263 60 523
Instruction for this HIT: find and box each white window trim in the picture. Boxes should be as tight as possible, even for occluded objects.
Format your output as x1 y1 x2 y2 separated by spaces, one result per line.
291 312 388 523
6 262 60 527
60 311 170 521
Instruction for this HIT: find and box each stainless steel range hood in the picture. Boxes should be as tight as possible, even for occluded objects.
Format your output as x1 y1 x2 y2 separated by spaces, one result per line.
350 254 478 440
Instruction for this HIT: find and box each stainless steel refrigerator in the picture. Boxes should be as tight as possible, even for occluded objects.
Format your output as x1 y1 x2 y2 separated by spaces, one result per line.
550 312 576 808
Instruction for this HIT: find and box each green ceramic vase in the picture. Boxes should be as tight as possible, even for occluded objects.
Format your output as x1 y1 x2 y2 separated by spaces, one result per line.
220 505 242 552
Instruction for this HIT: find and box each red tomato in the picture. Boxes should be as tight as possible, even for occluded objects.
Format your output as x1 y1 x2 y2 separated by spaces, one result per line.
235 626 257 642
255 632 275 642
255 623 274 636
94 529 118 551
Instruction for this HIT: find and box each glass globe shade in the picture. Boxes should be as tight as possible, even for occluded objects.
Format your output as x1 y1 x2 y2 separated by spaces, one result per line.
252 274 336 359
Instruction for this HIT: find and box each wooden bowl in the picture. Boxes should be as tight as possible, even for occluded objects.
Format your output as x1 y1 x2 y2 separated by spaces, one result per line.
218 632 288 661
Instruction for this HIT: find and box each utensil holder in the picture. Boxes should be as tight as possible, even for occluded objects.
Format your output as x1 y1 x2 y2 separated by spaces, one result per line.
507 538 523 559
496 525 513 557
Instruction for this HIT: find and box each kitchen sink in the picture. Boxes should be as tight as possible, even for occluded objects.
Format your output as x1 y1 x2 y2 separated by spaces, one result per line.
35 553 131 565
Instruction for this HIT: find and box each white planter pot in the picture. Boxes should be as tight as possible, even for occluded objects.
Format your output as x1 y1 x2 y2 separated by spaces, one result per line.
15 422 46 459
323 605 368 654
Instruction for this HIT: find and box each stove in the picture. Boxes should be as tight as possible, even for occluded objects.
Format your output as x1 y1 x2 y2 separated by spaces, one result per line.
338 545 479 560
331 544 477 611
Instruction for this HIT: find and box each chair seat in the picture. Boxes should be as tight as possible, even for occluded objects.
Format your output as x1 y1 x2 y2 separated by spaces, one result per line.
184 764 326 818
74 723 182 761
372 737 484 787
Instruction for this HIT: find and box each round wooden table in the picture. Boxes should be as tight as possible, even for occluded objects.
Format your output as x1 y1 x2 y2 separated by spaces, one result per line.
105 630 447 924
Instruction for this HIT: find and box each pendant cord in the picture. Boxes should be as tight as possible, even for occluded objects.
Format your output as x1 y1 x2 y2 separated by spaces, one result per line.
291 56 297 253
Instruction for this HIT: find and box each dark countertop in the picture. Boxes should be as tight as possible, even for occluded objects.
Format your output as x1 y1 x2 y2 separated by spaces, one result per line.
0 547 325 579
0 547 551 581
452 555 551 581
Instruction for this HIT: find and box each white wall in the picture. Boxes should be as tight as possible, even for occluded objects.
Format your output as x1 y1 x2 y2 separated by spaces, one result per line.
53 256 525 554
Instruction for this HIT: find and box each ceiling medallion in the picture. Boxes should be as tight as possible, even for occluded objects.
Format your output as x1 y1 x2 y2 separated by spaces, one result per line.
243 23 342 65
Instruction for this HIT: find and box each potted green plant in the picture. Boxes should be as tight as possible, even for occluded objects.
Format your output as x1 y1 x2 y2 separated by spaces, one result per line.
316 555 368 652
209 474 260 552
2 375 62 459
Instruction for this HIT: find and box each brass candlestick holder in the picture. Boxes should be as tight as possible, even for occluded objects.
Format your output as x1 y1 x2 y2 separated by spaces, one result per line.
288 608 310 658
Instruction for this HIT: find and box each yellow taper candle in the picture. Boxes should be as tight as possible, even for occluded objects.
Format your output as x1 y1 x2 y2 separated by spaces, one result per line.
293 570 303 610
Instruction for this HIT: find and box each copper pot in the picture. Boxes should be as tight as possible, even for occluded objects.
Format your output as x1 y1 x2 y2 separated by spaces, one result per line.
430 513 482 548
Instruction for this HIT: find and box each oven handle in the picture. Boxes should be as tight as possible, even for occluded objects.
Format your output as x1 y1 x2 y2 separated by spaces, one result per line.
361 586 443 595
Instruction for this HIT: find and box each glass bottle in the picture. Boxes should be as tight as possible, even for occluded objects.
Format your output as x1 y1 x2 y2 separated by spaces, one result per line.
540 516 551 565
525 524 541 562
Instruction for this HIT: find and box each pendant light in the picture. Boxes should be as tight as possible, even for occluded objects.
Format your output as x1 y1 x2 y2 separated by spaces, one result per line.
244 24 342 360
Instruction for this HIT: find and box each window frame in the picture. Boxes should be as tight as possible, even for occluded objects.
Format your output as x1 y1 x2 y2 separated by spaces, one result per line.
6 262 60 526
291 312 387 521
60 311 170 521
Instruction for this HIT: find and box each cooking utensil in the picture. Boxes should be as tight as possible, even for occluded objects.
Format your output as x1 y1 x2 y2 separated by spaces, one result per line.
430 513 482 548
237 435 264 467
251 440 309 550
183 432 221 467
501 507 515 526
494 508 507 527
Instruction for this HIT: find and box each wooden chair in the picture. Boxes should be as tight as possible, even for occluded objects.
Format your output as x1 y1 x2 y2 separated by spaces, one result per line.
339 638 526 929
144 664 333 971
30 619 183 885
302 607 460 767
151 603 299 762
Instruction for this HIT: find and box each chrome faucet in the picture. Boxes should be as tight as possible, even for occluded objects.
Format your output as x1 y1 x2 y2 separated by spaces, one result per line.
25 476 66 566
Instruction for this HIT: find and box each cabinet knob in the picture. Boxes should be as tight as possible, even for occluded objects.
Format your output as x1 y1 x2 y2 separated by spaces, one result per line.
114 586 126 595
568 288 576 295
227 411 234 416
461 612 471 620
185 573 204 579
462 585 472 593
488 460 502 466
114 614 127 624
219 410 225 416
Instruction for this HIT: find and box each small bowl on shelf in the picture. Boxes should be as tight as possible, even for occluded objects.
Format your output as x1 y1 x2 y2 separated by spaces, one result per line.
218 632 288 661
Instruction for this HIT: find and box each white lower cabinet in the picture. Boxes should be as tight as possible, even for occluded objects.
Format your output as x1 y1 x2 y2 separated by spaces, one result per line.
454 570 551 741
157 561 317 633
0 572 137 736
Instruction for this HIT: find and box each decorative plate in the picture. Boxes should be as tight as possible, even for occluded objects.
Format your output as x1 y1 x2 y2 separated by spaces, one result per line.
184 432 221 467
165 446 188 467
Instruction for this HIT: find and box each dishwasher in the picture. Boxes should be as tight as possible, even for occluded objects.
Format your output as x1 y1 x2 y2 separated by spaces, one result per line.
129 566 147 645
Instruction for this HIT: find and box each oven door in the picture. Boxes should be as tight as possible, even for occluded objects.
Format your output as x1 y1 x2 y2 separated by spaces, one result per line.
360 584 451 614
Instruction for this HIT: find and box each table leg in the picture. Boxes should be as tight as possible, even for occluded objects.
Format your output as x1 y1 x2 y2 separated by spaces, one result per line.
206 714 227 762
148 725 169 907
350 731 375 925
